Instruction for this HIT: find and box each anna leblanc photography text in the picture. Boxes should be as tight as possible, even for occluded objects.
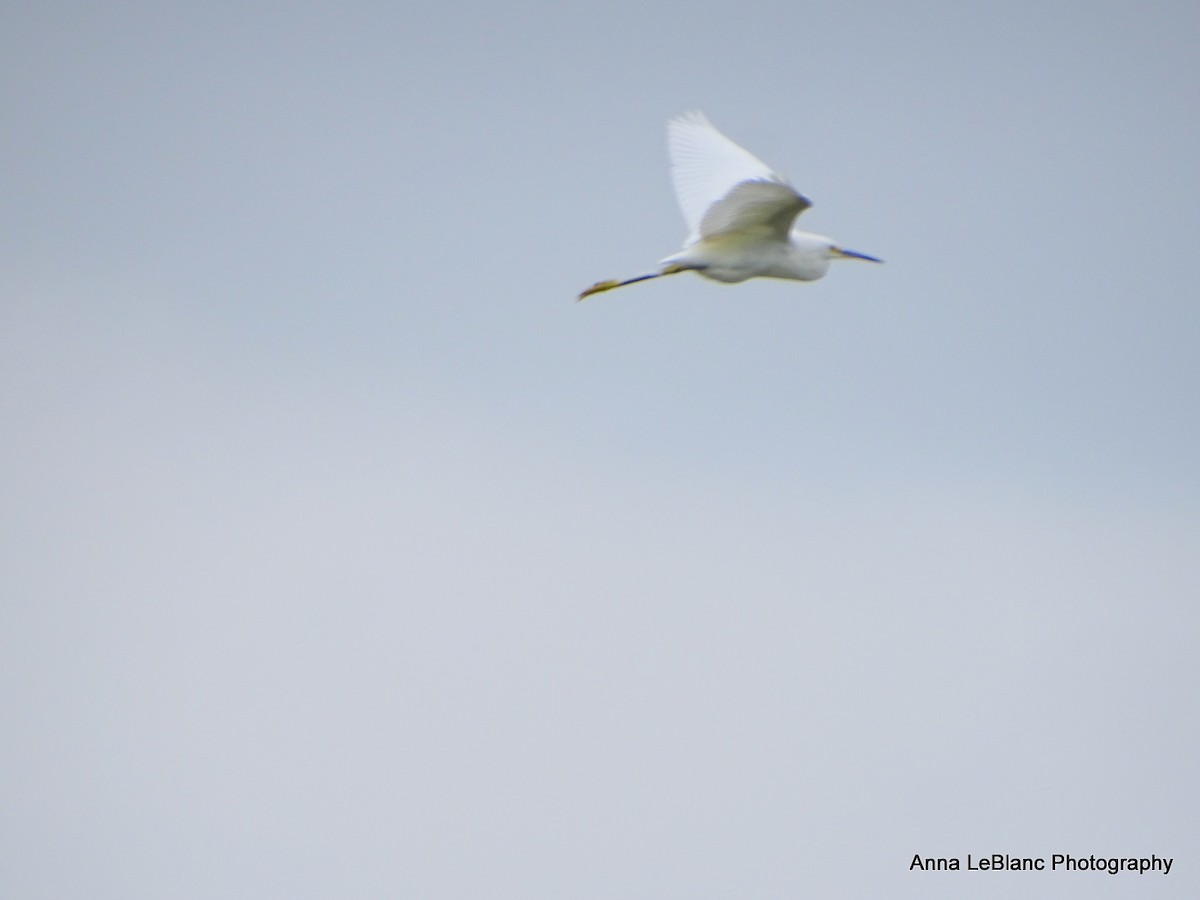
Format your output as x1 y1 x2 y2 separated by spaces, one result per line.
910 854 1173 875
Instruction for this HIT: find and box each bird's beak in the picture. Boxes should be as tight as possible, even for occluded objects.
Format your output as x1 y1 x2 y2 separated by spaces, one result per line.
834 247 883 263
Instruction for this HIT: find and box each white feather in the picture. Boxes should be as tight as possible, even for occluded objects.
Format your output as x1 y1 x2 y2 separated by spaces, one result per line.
667 111 810 244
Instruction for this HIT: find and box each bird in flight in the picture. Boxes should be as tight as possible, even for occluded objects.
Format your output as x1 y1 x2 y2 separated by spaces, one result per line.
579 111 881 300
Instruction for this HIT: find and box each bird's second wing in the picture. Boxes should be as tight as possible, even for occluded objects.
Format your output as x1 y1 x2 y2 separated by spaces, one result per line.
668 111 793 242
698 179 812 242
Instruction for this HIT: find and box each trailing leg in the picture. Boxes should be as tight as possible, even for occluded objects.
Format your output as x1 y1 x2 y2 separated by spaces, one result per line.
577 264 692 301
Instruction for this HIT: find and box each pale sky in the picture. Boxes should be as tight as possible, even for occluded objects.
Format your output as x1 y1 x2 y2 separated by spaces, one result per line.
2 1 1198 897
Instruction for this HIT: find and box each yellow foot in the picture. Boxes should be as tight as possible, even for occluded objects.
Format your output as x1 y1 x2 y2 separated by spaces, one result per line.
577 279 621 301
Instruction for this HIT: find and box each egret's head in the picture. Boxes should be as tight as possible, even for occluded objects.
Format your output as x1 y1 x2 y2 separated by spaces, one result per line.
830 245 883 264
788 231 883 281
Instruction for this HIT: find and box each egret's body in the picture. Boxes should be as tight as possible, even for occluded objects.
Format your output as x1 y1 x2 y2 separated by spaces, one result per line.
579 111 880 300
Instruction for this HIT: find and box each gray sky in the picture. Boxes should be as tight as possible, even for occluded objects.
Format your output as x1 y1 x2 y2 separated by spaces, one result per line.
2 1 1197 897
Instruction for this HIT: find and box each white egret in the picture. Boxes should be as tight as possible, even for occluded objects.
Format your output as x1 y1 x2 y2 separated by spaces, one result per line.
579 111 881 300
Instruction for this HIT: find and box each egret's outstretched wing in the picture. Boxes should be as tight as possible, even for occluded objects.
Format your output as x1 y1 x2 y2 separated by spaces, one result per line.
698 179 811 241
667 111 809 242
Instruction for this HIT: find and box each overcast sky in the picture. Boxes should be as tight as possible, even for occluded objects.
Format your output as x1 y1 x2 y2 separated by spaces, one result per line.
2 1 1198 897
